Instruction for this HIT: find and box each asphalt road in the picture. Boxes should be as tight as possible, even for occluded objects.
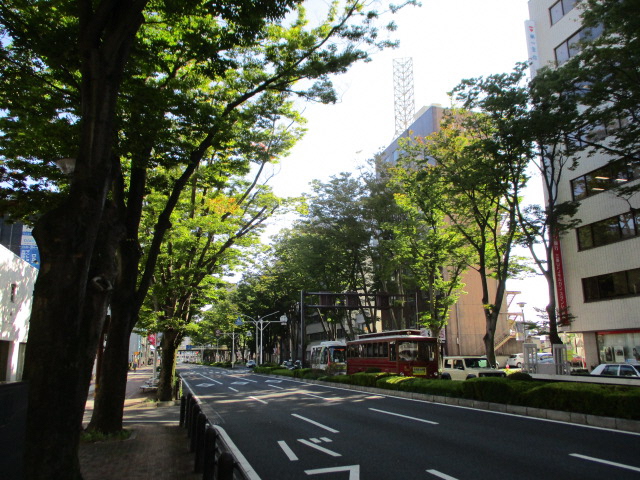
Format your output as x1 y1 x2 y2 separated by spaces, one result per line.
179 365 640 480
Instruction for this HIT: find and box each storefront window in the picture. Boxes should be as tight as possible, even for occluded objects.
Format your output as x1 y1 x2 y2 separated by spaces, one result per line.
596 331 640 365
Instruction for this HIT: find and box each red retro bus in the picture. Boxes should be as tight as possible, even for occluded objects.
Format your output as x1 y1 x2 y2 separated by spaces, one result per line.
346 329 440 378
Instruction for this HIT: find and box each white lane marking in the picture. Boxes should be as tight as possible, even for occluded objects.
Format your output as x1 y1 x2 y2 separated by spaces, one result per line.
228 387 239 392
249 396 267 404
195 374 223 384
311 438 321 444
427 469 458 479
320 437 332 442
231 381 249 385
196 383 219 387
278 440 298 461
298 438 341 457
268 385 284 390
305 465 359 478
265 379 282 383
369 408 438 425
292 414 339 433
570 453 640 473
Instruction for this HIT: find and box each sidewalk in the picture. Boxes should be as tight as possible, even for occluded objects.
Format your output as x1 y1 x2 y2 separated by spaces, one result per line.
79 366 200 480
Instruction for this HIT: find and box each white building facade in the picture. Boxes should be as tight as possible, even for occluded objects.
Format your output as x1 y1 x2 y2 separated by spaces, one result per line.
0 244 38 382
527 0 640 367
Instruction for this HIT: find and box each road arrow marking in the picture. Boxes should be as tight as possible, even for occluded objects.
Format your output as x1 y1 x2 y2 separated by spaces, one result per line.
305 465 359 479
231 381 249 385
195 383 218 387
297 439 341 457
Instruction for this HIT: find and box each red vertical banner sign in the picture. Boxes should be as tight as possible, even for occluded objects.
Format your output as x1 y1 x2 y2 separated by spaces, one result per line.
552 233 569 326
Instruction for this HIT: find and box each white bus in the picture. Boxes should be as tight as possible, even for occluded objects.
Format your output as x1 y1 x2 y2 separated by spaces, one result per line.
309 341 347 374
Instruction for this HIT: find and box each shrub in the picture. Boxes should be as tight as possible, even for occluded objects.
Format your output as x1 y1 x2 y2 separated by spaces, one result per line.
376 376 464 397
507 372 533 381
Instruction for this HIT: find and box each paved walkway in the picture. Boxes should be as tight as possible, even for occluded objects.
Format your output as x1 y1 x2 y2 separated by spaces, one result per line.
80 366 200 480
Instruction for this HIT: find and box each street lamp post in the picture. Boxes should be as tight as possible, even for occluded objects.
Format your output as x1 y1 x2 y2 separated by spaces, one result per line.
237 311 287 365
517 302 526 342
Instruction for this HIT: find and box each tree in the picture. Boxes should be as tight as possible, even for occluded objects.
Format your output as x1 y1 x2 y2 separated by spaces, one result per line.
389 138 474 338
1 1 418 477
416 69 531 366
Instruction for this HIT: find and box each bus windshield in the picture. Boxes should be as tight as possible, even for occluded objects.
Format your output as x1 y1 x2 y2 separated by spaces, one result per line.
331 347 346 363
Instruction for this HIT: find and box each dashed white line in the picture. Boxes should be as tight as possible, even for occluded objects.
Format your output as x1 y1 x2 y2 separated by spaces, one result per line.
228 387 239 392
278 440 298 461
369 408 438 425
427 469 458 480
268 384 284 390
570 453 640 473
292 414 339 433
249 396 267 404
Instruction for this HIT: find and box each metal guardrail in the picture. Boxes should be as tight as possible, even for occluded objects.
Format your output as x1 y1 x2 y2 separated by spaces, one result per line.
180 376 258 480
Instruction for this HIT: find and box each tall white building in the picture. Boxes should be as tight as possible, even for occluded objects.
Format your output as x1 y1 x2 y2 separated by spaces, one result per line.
527 0 640 367
0 244 38 382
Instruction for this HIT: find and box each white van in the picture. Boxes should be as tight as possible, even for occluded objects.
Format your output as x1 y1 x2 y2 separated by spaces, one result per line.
442 356 506 380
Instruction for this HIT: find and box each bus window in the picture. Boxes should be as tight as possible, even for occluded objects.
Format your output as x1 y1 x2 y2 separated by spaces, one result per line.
381 342 388 358
332 348 346 363
389 342 396 361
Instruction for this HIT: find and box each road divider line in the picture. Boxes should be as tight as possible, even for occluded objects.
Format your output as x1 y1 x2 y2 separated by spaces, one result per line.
570 453 640 473
298 439 341 457
292 414 339 433
278 440 298 461
427 469 458 479
369 408 438 425
268 385 284 390
249 396 267 404
228 387 239 392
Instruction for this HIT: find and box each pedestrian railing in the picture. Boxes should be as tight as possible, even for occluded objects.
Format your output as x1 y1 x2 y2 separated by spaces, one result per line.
180 377 256 480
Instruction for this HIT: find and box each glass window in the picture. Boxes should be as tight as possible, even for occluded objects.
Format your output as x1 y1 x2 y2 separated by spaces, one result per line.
571 176 587 200
602 365 619 375
585 170 609 195
550 1 564 25
562 0 578 13
628 269 640 296
619 212 635 239
619 365 637 377
577 226 593 250
583 276 598 302
629 159 640 180
389 342 396 361
591 217 620 247
555 42 570 65
567 31 582 58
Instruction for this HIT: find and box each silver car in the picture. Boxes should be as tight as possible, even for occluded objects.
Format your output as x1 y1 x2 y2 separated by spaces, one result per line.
590 363 640 377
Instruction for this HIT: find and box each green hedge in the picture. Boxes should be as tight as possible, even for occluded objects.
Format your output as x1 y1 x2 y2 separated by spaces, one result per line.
253 369 640 421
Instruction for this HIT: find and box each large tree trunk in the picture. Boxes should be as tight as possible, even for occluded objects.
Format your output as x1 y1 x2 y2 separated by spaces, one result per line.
23 198 122 479
88 228 143 433
158 329 180 401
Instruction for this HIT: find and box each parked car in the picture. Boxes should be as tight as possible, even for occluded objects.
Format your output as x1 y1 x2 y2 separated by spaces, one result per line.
590 363 640 377
506 353 524 368
246 360 256 368
442 356 506 381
